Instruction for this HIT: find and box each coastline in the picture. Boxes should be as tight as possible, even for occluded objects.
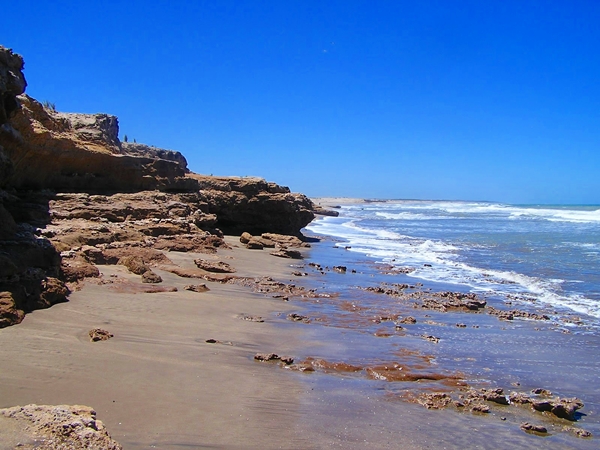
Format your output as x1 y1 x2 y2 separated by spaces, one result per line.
1 230 599 448
0 238 316 449
1 47 598 449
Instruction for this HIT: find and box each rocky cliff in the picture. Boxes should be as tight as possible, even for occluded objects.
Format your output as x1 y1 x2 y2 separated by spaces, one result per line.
192 174 315 235
1 94 197 193
0 45 316 328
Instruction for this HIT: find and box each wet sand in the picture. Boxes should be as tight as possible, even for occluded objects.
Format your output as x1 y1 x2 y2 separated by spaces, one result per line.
288 231 600 448
1 235 599 449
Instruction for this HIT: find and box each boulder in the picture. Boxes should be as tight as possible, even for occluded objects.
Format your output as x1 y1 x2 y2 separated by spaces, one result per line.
194 259 236 273
270 249 303 259
141 270 162 284
0 404 122 449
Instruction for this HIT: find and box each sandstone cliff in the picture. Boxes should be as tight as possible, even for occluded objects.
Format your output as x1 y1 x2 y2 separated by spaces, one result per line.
1 94 197 193
0 46 68 328
193 174 315 235
0 44 316 328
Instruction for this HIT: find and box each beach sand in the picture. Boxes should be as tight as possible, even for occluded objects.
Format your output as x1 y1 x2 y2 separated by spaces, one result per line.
1 235 598 449
0 237 319 449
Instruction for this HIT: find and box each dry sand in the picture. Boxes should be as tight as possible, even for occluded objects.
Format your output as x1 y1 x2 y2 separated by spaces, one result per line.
0 237 319 449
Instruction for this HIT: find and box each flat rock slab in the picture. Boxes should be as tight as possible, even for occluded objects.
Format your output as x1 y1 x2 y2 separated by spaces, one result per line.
0 404 122 449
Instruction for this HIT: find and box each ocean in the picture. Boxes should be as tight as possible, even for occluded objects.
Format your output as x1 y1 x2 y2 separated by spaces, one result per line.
306 200 600 328
289 200 600 448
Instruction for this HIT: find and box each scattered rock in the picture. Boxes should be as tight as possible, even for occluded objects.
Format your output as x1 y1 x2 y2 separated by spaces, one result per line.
488 306 550 321
333 265 347 273
531 397 584 421
418 392 453 409
422 334 440 344
270 249 303 259
184 284 210 293
509 392 532 404
531 388 552 396
118 255 150 275
261 233 310 248
398 316 417 324
194 258 236 273
141 270 162 284
240 232 253 244
88 328 113 342
563 426 592 438
246 238 264 250
478 388 509 405
160 265 235 283
422 292 487 312
470 404 490 413
60 258 101 282
280 356 294 365
229 276 335 300
239 314 264 322
520 422 547 434
287 313 311 323
254 353 281 362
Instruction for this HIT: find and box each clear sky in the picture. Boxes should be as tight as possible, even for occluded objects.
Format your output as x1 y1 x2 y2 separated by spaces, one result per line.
3 1 600 204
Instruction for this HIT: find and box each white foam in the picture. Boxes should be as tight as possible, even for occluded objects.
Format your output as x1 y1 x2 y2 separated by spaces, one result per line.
345 201 600 224
407 261 600 319
307 212 600 320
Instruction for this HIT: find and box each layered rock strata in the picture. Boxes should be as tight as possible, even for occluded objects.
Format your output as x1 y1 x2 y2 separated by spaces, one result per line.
0 44 316 327
192 174 314 235
1 94 197 193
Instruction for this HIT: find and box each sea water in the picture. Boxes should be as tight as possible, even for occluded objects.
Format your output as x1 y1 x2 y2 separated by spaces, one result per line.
307 201 600 326
295 200 600 447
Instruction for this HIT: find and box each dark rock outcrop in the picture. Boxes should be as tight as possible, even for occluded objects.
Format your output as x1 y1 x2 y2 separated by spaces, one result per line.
192 175 315 235
0 193 67 328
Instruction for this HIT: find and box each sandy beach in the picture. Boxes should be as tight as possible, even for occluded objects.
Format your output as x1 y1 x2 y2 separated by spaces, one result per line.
2 230 598 449
0 237 320 449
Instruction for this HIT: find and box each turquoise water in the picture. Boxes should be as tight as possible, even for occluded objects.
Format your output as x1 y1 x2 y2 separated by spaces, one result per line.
307 201 600 325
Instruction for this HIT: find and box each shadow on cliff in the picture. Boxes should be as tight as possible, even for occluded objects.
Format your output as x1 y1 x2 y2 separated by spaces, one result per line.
0 190 68 328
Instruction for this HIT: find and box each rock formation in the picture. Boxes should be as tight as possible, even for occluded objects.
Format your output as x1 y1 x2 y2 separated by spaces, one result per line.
0 44 317 327
121 141 188 170
192 174 314 235
0 47 68 328
0 404 122 449
1 94 197 193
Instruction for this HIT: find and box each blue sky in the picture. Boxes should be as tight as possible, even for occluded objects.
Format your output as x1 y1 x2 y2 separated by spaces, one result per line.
3 1 600 203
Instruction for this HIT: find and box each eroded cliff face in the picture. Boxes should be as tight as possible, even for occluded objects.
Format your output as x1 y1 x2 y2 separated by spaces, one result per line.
193 175 314 235
0 46 26 185
0 44 316 328
0 47 67 328
1 95 197 193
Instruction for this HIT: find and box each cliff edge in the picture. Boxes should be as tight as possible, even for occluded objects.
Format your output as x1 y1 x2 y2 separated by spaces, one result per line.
0 45 315 329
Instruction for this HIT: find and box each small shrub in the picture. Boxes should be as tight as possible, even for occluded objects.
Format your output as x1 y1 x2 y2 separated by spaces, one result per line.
42 100 56 112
